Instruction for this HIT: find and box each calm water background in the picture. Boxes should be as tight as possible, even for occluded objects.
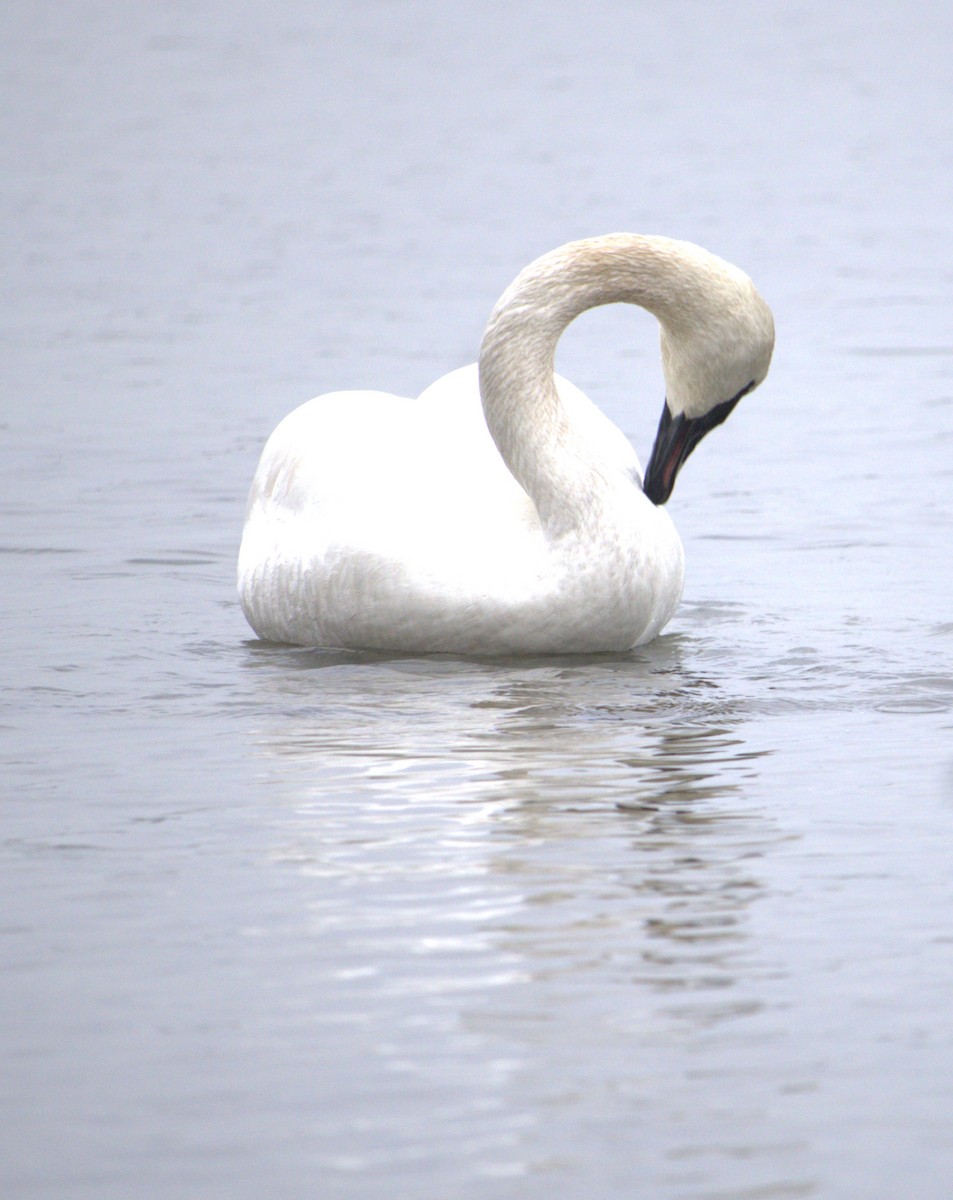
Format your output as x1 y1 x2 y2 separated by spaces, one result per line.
3 2 953 1197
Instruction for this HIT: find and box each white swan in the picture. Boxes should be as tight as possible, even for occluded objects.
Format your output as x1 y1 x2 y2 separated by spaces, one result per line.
238 234 774 655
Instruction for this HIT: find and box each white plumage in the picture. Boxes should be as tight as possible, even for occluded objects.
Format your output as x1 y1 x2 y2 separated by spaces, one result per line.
238 234 773 654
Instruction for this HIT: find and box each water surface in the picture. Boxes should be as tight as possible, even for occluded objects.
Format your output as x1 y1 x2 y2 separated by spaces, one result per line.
3 2 953 1198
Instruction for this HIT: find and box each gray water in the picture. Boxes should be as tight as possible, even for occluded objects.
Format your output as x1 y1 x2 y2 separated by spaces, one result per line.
3 2 953 1197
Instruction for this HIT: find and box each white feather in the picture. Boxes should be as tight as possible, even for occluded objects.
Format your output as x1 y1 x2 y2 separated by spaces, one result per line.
238 234 773 654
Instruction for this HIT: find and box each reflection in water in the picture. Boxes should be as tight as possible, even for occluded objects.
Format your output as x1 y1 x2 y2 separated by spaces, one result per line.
243 638 770 818
238 641 792 1190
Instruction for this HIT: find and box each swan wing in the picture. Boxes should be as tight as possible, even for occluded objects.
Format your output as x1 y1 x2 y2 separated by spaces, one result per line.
240 370 542 585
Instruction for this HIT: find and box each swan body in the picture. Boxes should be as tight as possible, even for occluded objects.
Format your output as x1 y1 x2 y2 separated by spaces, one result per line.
239 234 774 655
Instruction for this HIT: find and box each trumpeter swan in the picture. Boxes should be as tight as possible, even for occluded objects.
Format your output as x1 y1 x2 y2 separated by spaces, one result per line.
238 234 773 654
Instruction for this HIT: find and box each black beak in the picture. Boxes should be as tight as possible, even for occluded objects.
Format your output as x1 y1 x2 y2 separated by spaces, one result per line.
642 386 752 506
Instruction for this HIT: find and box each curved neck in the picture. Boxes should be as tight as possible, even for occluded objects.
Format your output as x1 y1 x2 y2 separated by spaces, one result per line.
478 235 685 532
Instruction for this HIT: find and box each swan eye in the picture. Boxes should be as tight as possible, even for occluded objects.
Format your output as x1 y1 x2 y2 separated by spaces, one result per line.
705 377 755 430
643 380 756 505
732 379 757 404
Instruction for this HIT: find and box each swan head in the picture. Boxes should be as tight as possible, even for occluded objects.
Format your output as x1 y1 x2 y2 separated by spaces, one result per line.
643 258 774 505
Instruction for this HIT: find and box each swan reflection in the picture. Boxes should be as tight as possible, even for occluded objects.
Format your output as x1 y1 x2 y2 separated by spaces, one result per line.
243 638 779 1033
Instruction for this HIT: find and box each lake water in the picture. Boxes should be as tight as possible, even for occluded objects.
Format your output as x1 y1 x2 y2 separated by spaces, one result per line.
3 1 953 1197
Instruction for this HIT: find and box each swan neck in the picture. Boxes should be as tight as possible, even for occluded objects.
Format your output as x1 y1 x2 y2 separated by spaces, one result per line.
478 236 681 531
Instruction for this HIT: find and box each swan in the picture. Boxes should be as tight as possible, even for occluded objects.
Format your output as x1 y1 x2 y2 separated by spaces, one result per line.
238 234 774 655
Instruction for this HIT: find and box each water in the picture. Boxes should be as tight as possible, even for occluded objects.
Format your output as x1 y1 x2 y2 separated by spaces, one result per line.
3 1 953 1197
